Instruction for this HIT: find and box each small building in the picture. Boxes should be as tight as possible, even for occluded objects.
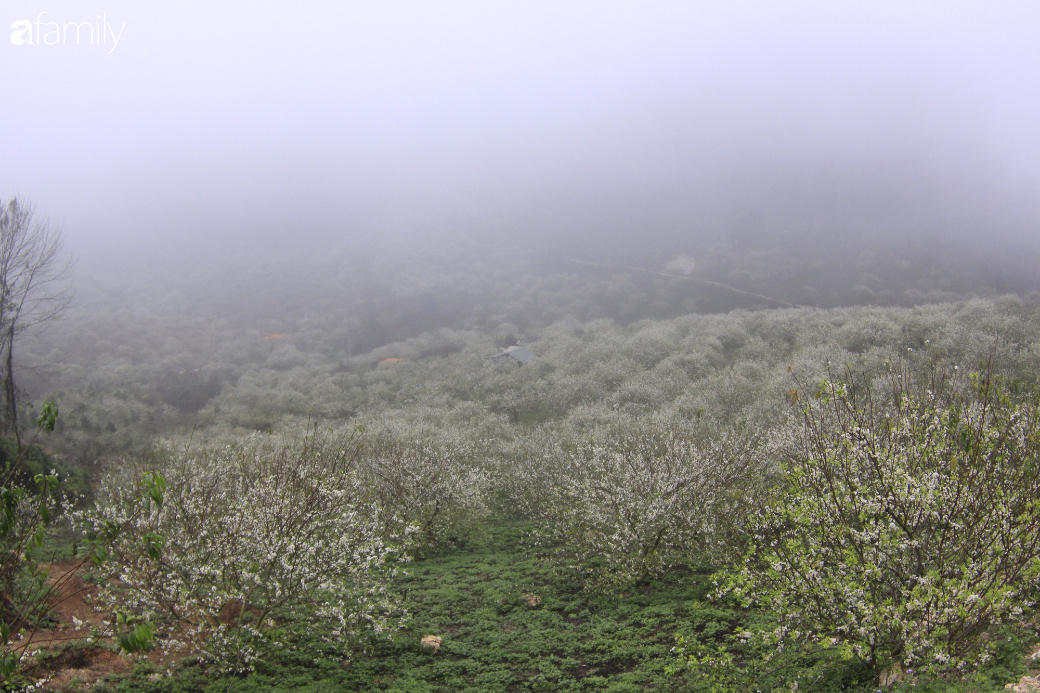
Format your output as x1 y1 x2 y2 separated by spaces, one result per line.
486 345 538 365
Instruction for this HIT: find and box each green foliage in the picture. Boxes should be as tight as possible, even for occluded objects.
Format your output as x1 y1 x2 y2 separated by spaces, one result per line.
102 521 706 693
34 401 57 432
0 403 61 628
673 601 1040 693
117 619 156 654
94 520 1040 692
721 361 1040 677
0 400 159 686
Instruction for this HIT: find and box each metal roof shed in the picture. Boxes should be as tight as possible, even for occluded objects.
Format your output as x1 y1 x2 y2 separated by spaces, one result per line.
487 345 538 364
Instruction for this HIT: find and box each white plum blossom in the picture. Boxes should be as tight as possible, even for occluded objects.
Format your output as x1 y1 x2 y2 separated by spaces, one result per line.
722 364 1040 673
84 425 410 672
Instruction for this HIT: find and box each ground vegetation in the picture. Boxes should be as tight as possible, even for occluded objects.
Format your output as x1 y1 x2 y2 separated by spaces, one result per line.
5 243 1040 690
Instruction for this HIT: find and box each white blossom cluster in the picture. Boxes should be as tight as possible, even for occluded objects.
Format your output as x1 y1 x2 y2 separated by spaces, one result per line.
358 427 491 550
83 426 410 671
724 367 1040 672
531 419 779 590
40 295 1040 461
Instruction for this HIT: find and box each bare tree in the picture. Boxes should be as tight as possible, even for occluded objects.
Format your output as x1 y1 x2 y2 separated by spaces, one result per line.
0 199 72 450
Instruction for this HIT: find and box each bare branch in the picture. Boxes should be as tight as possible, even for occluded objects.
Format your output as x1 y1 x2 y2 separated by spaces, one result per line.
0 198 74 446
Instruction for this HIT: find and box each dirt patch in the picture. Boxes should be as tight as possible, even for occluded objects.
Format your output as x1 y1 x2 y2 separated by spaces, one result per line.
7 560 167 690
36 647 131 690
12 561 108 655
47 562 103 629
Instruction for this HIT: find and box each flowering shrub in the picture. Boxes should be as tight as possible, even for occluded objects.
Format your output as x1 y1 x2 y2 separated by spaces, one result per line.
87 426 409 672
36 293 1040 460
722 362 1040 674
534 418 776 590
358 431 491 551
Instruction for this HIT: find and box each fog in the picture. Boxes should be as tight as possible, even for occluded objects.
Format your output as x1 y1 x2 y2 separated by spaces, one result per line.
3 1 1040 286
9 7 1040 684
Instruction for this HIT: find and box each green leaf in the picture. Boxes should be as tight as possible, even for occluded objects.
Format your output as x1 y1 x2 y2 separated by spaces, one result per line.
143 532 165 561
35 400 58 432
0 651 19 678
90 544 109 567
143 471 166 509
117 622 155 654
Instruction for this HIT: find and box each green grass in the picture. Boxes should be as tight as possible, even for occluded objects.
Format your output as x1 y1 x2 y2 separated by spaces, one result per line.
101 521 704 692
90 520 1040 693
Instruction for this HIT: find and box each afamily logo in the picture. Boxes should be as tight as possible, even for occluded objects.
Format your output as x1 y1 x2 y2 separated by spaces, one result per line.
10 12 125 53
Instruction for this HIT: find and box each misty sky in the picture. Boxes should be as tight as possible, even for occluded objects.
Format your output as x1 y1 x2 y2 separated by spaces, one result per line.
3 1 1040 264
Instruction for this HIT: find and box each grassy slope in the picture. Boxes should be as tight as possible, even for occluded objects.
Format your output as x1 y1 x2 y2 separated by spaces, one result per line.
92 520 1039 693
101 521 705 693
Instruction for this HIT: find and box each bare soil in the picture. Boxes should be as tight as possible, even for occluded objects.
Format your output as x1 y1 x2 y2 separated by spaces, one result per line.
11 561 174 691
